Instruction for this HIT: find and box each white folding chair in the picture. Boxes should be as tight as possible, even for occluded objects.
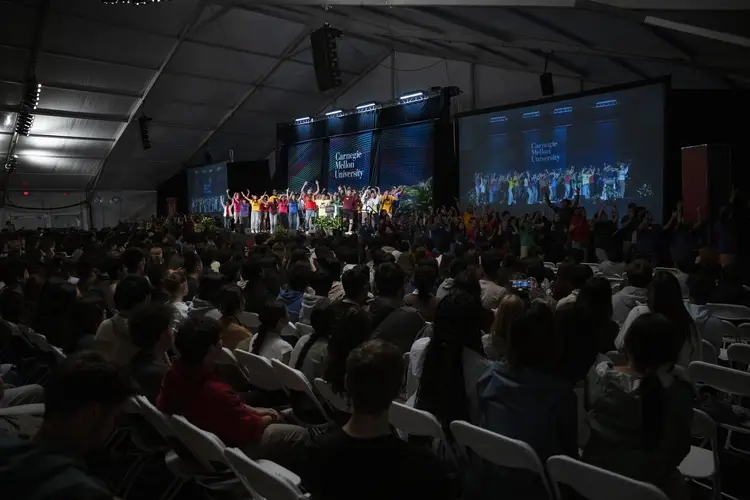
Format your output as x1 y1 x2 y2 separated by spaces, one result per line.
583 263 600 273
224 448 308 500
546 455 668 500
707 304 750 322
0 403 45 416
543 262 557 270
679 409 721 500
295 322 315 337
281 321 299 339
450 420 554 499
238 311 260 329
737 323 750 342
702 340 718 364
234 349 284 391
727 343 750 369
688 361 750 456
170 415 227 473
654 267 679 276
313 378 350 413
217 347 250 380
605 350 627 366
391 402 459 464
271 359 334 424
25 331 66 362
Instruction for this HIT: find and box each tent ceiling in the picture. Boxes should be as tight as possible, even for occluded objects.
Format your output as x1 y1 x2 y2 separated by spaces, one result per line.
0 0 748 192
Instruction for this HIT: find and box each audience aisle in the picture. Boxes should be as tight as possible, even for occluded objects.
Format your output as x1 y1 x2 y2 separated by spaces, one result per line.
0 195 748 499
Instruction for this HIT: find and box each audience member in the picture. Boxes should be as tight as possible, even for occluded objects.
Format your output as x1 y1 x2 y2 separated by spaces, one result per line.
300 269 332 325
483 293 526 360
478 250 508 309
556 264 593 309
95 276 150 365
217 284 252 350
127 303 174 403
584 313 694 499
340 265 370 306
575 276 619 354
188 272 225 320
612 259 652 325
69 294 107 353
163 270 190 327
32 276 78 353
241 258 274 314
324 301 371 394
158 317 307 461
0 352 134 499
277 261 312 323
0 258 27 324
686 270 725 352
249 300 293 363
293 340 458 500
290 304 333 383
370 263 425 353
403 264 439 322
616 271 702 367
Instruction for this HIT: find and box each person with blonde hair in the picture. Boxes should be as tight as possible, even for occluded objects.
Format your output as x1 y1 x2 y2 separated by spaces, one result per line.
483 294 526 360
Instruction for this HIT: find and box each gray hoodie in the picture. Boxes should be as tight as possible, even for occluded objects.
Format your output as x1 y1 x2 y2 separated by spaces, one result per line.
188 298 222 321
583 360 694 487
299 292 330 325
686 303 725 352
611 286 647 326
435 278 455 300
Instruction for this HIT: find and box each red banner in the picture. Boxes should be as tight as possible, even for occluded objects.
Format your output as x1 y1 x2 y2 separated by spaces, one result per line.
166 197 178 216
681 145 708 223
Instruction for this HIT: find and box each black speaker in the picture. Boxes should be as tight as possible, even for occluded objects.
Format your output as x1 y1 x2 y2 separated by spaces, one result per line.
311 25 343 92
540 72 554 96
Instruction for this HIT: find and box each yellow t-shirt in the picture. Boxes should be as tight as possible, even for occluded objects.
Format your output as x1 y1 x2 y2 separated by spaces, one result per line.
464 211 473 228
381 195 395 214
250 200 261 211
268 196 277 204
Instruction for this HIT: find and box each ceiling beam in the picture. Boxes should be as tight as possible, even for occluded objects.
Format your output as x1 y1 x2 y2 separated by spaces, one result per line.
0 131 116 142
187 26 316 164
0 79 143 100
0 105 129 123
88 0 211 195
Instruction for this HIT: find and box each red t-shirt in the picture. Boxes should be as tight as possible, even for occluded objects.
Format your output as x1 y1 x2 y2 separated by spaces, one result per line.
304 195 316 211
277 200 289 213
570 215 590 243
342 195 357 211
260 201 269 213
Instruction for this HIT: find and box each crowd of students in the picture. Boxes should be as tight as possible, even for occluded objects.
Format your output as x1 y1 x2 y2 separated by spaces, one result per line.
222 182 405 234
0 183 747 499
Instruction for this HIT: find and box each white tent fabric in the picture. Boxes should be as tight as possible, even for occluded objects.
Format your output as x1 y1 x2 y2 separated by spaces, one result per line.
0 0 748 194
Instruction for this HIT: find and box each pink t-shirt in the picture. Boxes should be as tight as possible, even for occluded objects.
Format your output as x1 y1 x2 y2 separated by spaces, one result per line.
277 200 289 213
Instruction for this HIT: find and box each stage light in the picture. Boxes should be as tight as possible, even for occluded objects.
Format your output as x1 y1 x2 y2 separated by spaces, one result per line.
295 117 311 122
595 99 617 108
325 110 342 116
4 154 18 172
553 107 572 114
356 103 376 111
522 111 541 118
489 116 507 123
23 191 28 196
399 92 423 100
101 0 172 4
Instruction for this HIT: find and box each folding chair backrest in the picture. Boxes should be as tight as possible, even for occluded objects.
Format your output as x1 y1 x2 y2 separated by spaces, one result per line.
450 420 553 499
26 332 66 362
238 311 260 329
701 340 718 364
295 322 314 337
234 348 284 391
224 448 307 500
281 322 299 339
170 415 226 472
738 323 750 342
707 303 750 322
313 378 349 413
605 351 627 366
271 359 333 424
691 408 718 449
389 401 446 442
688 361 750 398
654 267 678 276
546 455 669 500
134 395 174 439
584 263 600 273
727 343 750 366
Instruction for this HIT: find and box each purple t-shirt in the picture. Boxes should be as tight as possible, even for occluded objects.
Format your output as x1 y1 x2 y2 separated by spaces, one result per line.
239 201 250 217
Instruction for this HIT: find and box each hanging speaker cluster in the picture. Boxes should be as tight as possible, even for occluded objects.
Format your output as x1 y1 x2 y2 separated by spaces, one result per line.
138 115 152 150
16 78 41 136
4 154 18 173
310 24 343 92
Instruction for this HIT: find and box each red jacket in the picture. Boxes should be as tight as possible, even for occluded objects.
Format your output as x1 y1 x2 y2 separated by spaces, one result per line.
157 360 265 446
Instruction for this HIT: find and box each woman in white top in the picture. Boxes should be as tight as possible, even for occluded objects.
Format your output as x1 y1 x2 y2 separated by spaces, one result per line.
615 271 701 368
407 291 490 428
249 300 293 364
289 305 333 383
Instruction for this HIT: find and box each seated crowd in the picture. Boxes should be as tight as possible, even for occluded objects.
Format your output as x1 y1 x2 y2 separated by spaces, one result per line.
0 200 746 500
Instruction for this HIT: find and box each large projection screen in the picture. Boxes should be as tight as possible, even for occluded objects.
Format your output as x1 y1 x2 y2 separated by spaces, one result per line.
457 81 666 221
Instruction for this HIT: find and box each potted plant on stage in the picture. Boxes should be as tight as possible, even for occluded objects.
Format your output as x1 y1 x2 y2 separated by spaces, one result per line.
315 215 345 236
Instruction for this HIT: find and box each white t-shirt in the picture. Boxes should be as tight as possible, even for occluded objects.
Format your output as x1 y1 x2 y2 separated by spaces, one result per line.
249 332 293 364
365 197 379 213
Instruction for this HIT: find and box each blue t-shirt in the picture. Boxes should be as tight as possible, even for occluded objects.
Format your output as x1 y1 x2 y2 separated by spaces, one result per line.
289 201 298 213
239 201 250 217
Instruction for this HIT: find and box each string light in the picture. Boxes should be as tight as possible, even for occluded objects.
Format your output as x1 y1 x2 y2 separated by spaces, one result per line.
101 0 172 4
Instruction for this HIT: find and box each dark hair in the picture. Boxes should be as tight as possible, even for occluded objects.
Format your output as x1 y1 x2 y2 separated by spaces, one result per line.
324 302 371 393
175 317 221 365
114 276 151 311
241 258 263 282
447 257 468 279
416 291 483 428
413 265 437 299
341 265 369 300
623 313 680 448
69 294 107 346
163 271 187 296
287 262 312 292
147 263 168 293
506 301 557 371
32 277 78 351
576 276 613 321
183 251 201 274
121 248 145 274
687 270 715 305
252 300 287 355
452 270 481 300
481 249 502 277
198 273 227 306
218 284 244 316
374 262 405 297
129 303 173 350
346 340 403 414
571 264 594 290
294 305 334 371
44 351 135 417
1 258 26 287
647 272 695 352
310 269 334 297
627 259 653 288
318 257 342 282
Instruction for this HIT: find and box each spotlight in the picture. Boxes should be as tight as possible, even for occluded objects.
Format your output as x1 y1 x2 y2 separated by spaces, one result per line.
15 77 40 136
399 92 423 100
4 154 18 172
138 115 152 150
356 103 376 111
325 110 342 116
295 117 311 122
15 111 34 136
